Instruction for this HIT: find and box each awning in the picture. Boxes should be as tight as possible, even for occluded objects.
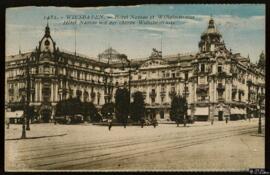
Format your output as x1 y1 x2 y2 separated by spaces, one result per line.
187 109 191 116
194 107 209 116
239 108 246 115
231 107 241 115
5 111 24 119
231 107 248 115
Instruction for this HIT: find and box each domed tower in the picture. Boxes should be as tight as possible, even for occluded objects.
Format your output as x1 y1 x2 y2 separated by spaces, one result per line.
199 17 225 53
38 23 56 60
257 51 265 71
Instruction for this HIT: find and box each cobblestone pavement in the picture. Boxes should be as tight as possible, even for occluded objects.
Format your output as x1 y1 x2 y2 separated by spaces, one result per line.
5 118 264 171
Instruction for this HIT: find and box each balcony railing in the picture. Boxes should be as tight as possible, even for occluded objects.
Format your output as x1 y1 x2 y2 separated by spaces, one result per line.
197 84 209 90
247 79 252 86
9 89 14 94
218 97 225 102
217 71 227 77
149 91 157 99
160 91 166 97
169 91 176 98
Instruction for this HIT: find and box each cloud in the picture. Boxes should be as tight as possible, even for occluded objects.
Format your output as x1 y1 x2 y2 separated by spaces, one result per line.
184 15 265 31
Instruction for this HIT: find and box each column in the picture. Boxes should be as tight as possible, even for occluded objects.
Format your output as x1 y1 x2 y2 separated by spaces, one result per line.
194 83 197 103
100 88 104 105
51 83 54 102
157 84 161 104
39 82 42 102
55 84 58 102
35 82 38 102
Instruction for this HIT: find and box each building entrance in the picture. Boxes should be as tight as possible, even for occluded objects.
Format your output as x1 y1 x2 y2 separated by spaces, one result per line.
218 111 223 121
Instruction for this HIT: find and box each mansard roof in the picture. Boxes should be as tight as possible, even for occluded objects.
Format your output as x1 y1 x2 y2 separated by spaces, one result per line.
129 53 195 68
98 47 129 66
6 52 33 62
59 50 107 67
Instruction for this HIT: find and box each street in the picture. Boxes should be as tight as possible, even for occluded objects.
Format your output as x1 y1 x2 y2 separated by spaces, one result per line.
5 118 264 171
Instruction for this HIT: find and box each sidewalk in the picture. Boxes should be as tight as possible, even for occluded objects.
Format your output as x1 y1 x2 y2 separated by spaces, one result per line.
5 123 68 140
5 118 263 141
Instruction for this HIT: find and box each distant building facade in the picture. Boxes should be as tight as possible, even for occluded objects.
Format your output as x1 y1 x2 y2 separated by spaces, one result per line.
5 18 265 122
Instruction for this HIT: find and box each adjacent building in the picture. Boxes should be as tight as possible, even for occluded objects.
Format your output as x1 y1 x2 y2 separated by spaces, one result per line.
5 18 265 122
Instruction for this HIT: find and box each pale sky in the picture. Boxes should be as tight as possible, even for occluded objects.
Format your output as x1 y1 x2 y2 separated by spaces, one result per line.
6 4 265 63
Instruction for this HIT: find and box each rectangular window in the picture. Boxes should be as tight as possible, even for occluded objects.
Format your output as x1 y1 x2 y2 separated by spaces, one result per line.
162 71 165 77
185 72 188 81
201 64 205 72
218 66 222 73
161 87 165 92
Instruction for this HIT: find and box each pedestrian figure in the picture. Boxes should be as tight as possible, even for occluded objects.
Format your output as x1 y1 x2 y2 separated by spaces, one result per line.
184 119 186 127
108 119 112 131
226 117 228 124
153 118 157 128
140 117 144 128
211 118 214 125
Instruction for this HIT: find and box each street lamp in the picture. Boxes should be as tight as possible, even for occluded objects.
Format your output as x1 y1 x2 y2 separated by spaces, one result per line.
258 94 263 134
21 95 26 139
247 80 252 122
184 71 188 127
26 56 31 130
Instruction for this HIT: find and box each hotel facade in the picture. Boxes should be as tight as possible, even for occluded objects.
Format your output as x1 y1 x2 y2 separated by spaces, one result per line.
5 18 265 122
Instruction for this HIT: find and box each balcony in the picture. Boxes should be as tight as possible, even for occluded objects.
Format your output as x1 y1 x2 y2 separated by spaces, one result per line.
217 71 227 78
197 84 208 91
142 92 147 99
104 93 112 98
58 88 68 93
9 88 14 94
218 97 225 102
238 89 245 95
30 87 35 93
149 91 157 99
160 91 166 98
183 91 189 96
232 85 237 93
169 91 176 98
247 79 252 86
90 92 96 99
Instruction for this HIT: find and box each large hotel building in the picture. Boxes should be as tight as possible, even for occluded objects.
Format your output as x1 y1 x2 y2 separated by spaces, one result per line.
5 18 265 122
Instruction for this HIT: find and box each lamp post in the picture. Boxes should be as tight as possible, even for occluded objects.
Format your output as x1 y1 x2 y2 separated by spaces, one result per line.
21 95 26 139
184 71 188 127
247 80 252 122
128 61 131 104
258 94 262 134
26 57 31 130
120 54 131 127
